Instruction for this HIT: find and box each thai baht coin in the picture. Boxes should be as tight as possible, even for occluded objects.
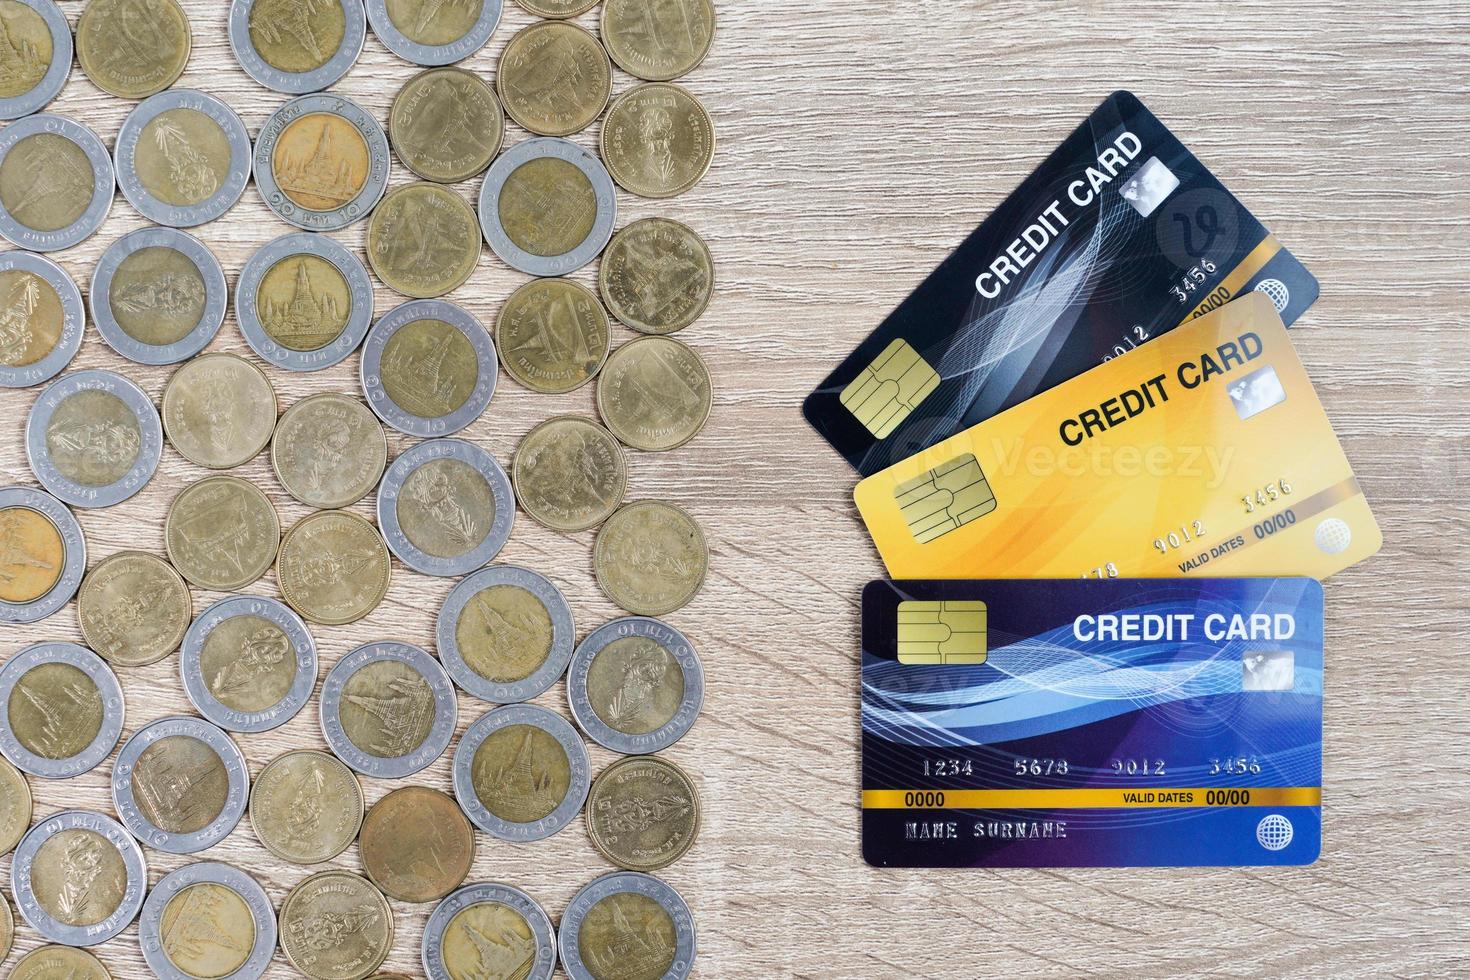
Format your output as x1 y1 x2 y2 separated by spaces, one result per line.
271 392 387 509
254 94 389 231
236 231 376 372
111 716 249 856
389 67 503 183
478 136 616 277
421 882 557 980
319 641 457 779
376 437 514 577
598 217 714 335
0 485 85 625
496 278 610 394
114 89 253 228
25 369 164 508
77 550 191 668
11 810 147 947
567 616 704 755
180 595 318 734
164 476 280 592
497 21 610 137
435 564 575 704
557 871 695 980
593 500 708 616
75 0 190 99
601 82 715 199
597 336 712 452
0 755 32 856
11 945 112 980
0 113 113 252
601 0 714 82
512 415 626 532
278 871 393 980
359 786 474 903
0 0 71 121
586 755 700 872
228 0 367 94
360 299 497 436
366 182 480 299
0 250 84 389
161 352 278 470
451 703 590 842
366 0 502 66
90 227 227 365
249 749 362 865
138 862 276 980
0 642 124 779
276 511 391 626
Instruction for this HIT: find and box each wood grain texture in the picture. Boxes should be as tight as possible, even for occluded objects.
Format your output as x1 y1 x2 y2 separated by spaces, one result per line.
2 0 1468 976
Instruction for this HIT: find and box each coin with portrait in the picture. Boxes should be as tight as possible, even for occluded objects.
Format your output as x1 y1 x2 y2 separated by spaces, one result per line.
10 809 147 947
0 250 84 390
91 228 228 365
512 415 626 532
496 278 610 394
165 477 280 592
389 67 502 182
163 353 278 469
77 551 191 668
26 369 164 509
367 0 502 65
181 595 318 734
599 218 713 335
366 183 480 299
567 617 704 755
377 437 514 577
75 0 190 99
272 392 387 509
601 82 714 199
497 21 610 137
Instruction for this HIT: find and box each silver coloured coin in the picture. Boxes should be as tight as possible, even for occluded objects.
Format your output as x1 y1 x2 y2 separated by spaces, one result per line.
0 486 85 624
422 882 556 980
89 228 227 365
11 809 147 947
558 872 696 980
477 137 617 277
253 94 390 231
367 0 502 66
377 438 514 577
139 861 276 980
0 0 71 120
0 251 83 389
236 231 375 372
567 616 705 755
0 642 123 779
180 595 318 734
451 703 590 842
112 714 249 855
320 641 458 779
114 89 252 227
436 564 574 704
360 299 497 436
228 0 367 94
25 369 163 509
0 113 114 252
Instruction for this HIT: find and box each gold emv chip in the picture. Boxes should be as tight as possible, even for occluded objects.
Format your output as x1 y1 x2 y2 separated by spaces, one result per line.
898 600 987 664
895 453 997 543
839 338 940 438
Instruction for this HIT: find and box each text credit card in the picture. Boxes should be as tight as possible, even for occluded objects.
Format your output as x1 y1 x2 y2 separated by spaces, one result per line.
804 90 1320 475
854 293 1380 580
861 577 1324 868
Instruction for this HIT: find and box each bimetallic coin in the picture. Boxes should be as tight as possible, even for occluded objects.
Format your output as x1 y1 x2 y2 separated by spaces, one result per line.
601 0 714 82
139 862 276 980
366 182 480 299
360 786 474 903
229 0 367 94
496 278 610 394
272 393 387 509
367 0 502 65
250 749 362 865
0 114 114 252
181 595 318 733
320 642 457 779
421 882 556 980
0 0 70 120
162 353 278 469
0 643 117 778
165 477 280 592
276 511 391 627
497 22 610 137
11 809 146 947
594 500 708 616
0 486 84 624
254 95 390 231
389 67 503 183
279 871 393 980
512 415 626 532
114 89 252 228
237 232 376 372
0 755 31 855
112 715 248 854
436 564 575 704
478 137 617 277
451 703 589 842
360 299 497 436
513 0 596 18
77 551 191 668
377 438 514 577
76 0 190 99
12 945 112 980
90 228 227 365
568 617 704 755
602 83 715 199
599 218 714 335
0 250 83 389
559 872 695 980
26 369 163 509
587 755 700 872
597 336 712 452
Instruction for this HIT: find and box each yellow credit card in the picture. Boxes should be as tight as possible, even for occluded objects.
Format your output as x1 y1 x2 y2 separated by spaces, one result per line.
855 293 1381 580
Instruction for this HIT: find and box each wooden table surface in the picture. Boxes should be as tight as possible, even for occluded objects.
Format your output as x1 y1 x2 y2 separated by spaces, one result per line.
3 1 1468 977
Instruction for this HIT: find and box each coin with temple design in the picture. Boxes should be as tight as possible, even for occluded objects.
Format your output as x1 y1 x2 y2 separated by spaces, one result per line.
75 0 191 100
421 882 557 980
253 94 389 231
452 703 590 842
320 641 457 779
0 113 114 252
558 871 696 980
0 0 71 121
111 715 249 854
138 862 276 980
229 0 367 94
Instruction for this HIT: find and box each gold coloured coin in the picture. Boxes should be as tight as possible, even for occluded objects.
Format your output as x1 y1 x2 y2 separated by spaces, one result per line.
0 506 64 603
602 0 715 81
594 500 708 616
249 1 347 74
0 756 30 856
250 749 363 865
597 336 712 452
134 107 233 208
76 0 190 99
11 945 112 980
0 1 53 102
0 894 11 964
383 0 485 47
497 155 598 258
389 67 503 183
496 278 610 394
599 217 713 335
44 388 142 488
271 111 370 212
359 786 474 904
271 392 387 509
496 21 611 137
276 510 391 626
165 477 280 592
587 755 700 871
31 828 127 926
578 891 678 980
279 871 393 980
162 352 278 469
9 662 104 761
255 249 355 353
513 0 597 18
366 183 480 299
512 415 626 532
601 82 715 199
0 133 93 233
159 882 255 978
77 550 191 668
470 723 573 824
0 266 66 368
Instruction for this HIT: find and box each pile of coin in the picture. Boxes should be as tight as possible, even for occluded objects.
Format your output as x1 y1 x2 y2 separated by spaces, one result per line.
0 0 718 976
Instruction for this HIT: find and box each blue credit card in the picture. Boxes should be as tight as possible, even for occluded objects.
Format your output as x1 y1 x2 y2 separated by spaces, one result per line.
862 578 1323 868
805 90 1320 475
